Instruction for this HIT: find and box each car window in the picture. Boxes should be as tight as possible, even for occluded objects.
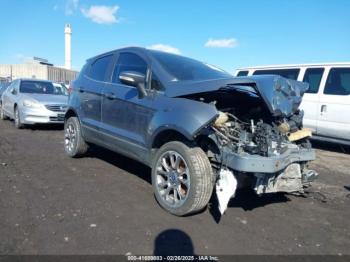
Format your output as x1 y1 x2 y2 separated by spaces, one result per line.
303 68 324 94
89 55 113 81
324 68 350 95
237 70 249 77
0 83 10 94
112 53 148 83
151 72 164 91
80 63 90 78
253 69 300 80
53 84 68 96
8 80 18 94
151 50 232 82
20 81 64 95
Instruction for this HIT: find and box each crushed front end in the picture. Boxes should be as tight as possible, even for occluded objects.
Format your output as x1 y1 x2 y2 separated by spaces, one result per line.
186 76 318 201
209 110 317 195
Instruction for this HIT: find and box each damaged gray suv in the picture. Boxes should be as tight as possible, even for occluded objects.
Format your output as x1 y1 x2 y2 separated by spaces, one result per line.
64 47 317 216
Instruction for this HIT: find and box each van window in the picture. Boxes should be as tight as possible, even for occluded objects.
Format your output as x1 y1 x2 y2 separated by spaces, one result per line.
89 55 113 81
324 68 350 95
303 68 324 94
237 70 248 77
253 69 300 80
112 53 148 83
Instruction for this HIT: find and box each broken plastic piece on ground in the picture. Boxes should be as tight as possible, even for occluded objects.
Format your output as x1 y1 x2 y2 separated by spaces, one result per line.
302 169 318 184
216 168 237 215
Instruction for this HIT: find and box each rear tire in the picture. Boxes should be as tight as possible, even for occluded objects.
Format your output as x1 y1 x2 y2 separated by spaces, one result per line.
152 141 214 216
0 102 8 120
14 106 24 129
64 116 89 157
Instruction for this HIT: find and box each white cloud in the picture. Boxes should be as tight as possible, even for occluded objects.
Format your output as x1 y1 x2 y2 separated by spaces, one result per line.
81 5 119 24
147 44 181 55
65 0 79 15
205 38 238 48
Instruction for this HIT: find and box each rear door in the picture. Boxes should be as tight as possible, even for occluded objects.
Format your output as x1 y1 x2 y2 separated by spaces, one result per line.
299 67 325 134
80 54 114 133
317 67 350 141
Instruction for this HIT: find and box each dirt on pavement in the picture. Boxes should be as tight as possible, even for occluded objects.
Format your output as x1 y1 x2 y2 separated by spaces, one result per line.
0 119 349 255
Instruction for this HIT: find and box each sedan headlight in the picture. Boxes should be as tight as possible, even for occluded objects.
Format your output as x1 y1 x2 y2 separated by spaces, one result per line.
23 99 42 108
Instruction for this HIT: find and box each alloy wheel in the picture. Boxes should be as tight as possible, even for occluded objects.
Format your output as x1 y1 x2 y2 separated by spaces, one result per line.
65 122 77 153
155 150 190 208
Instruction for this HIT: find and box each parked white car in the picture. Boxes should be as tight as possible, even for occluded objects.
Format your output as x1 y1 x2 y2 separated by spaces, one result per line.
235 63 350 146
1 79 68 128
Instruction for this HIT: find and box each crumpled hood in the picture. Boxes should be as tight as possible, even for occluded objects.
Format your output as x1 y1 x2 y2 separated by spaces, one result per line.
165 75 309 117
23 94 68 105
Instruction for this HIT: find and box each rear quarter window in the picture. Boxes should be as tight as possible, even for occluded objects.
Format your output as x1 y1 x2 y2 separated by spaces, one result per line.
80 63 90 77
324 68 350 95
88 54 113 82
253 68 300 80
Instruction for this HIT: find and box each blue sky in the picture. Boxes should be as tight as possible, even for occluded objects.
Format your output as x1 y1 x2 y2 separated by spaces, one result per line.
0 0 349 72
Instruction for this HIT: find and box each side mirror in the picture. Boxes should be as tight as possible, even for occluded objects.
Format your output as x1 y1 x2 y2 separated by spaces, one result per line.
119 71 147 99
11 88 16 95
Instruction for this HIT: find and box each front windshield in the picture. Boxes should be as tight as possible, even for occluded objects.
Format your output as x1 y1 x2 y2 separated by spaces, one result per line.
151 51 232 81
20 81 67 95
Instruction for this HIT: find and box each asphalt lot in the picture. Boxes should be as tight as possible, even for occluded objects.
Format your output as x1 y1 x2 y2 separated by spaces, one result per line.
0 119 349 255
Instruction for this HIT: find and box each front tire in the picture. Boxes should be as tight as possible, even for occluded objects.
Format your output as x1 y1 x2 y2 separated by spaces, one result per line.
152 141 214 216
14 106 24 129
64 116 89 157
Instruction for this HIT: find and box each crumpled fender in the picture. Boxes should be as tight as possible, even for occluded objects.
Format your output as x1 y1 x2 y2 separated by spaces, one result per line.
147 96 218 148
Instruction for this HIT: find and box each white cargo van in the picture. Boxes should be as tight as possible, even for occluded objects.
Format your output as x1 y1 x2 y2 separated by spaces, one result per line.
235 63 350 146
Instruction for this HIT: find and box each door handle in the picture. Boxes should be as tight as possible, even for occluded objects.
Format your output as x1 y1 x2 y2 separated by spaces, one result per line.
104 92 117 100
321 104 327 114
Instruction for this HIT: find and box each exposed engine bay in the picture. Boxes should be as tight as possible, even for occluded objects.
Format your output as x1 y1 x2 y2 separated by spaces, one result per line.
182 81 318 214
185 87 312 157
212 109 311 157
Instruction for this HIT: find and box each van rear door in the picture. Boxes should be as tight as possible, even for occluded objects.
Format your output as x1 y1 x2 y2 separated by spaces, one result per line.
317 67 350 141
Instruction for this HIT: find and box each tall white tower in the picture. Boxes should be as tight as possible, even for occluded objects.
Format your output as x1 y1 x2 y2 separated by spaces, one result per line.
64 24 72 70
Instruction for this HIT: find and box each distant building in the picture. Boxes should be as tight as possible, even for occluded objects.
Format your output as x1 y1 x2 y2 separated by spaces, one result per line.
0 57 78 84
1 24 78 84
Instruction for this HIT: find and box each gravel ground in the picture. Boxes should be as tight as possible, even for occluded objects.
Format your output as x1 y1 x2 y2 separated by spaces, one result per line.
0 119 349 255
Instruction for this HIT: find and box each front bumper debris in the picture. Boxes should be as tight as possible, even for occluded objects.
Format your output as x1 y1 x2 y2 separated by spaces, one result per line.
221 147 316 173
254 163 318 195
216 169 237 215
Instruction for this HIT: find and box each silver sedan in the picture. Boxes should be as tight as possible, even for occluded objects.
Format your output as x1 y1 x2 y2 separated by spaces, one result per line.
0 79 68 128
